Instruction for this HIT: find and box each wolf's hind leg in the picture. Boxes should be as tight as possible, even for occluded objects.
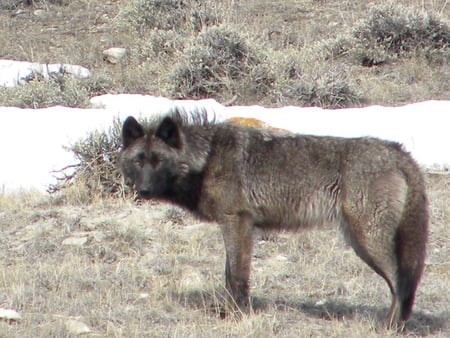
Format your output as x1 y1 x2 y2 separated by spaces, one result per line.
341 171 424 329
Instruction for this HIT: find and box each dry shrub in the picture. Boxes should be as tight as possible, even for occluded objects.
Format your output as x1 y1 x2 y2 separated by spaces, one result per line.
0 77 89 108
49 119 127 200
355 4 449 52
321 3 450 66
21 0 69 7
114 0 220 35
169 26 274 102
274 52 361 108
143 29 186 58
0 75 111 109
114 0 188 34
113 0 223 95
280 73 361 109
0 0 22 10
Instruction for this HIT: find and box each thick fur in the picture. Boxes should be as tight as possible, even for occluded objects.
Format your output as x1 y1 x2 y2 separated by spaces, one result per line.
119 110 428 329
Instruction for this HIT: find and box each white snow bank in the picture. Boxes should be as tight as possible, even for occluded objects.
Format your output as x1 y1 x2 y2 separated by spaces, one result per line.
0 59 90 87
90 94 222 121
0 106 128 193
0 94 449 193
93 94 450 169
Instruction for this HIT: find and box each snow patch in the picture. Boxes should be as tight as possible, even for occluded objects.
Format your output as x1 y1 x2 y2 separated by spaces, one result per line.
0 94 449 193
0 59 90 87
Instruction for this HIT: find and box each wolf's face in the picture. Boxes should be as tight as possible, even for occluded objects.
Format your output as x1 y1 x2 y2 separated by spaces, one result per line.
119 116 188 199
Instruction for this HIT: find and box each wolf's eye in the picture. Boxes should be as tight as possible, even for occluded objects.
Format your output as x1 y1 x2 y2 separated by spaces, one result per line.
133 153 145 166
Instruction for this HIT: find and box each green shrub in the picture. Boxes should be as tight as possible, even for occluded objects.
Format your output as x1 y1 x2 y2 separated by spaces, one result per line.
169 26 274 102
0 76 111 109
277 65 361 109
319 4 450 66
355 4 449 53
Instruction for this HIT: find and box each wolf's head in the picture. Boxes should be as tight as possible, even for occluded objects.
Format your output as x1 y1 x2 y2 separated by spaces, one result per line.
119 115 210 207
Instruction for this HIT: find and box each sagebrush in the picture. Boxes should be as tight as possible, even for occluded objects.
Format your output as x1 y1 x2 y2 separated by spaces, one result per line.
49 118 126 199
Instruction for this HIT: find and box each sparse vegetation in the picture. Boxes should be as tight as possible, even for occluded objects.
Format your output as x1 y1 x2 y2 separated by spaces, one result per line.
113 0 220 35
0 173 449 336
0 0 449 337
0 0 448 107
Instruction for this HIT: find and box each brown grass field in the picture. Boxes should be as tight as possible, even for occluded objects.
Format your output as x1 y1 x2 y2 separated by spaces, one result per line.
0 0 449 337
0 172 448 337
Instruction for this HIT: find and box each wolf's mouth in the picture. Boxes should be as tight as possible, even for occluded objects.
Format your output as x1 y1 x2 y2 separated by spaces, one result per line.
137 189 153 199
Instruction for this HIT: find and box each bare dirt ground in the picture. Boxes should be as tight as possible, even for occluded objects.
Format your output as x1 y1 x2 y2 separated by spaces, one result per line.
0 174 448 337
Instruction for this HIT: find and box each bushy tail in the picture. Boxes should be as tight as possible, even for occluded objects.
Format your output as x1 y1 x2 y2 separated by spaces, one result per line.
394 159 428 324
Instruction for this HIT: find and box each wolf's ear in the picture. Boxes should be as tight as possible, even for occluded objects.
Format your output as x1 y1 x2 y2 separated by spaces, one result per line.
122 116 144 148
156 117 181 149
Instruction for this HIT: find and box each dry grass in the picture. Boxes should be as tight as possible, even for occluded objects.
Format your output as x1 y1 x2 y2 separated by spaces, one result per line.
0 173 448 337
0 0 448 107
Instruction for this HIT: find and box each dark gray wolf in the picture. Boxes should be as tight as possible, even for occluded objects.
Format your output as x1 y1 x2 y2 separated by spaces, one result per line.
118 110 428 329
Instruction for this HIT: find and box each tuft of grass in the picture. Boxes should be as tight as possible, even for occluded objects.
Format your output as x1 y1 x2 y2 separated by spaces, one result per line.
105 225 151 257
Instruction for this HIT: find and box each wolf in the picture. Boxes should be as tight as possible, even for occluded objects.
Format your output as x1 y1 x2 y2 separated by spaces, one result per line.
118 109 428 329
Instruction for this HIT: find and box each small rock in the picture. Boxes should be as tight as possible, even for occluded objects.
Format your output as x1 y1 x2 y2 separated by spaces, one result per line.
315 300 327 306
138 292 150 300
65 319 91 335
13 9 27 18
62 236 88 247
103 47 127 64
33 9 46 18
117 210 132 219
0 308 21 321
275 254 288 261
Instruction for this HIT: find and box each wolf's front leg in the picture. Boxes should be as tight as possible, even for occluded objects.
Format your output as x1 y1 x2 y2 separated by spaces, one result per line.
220 212 254 314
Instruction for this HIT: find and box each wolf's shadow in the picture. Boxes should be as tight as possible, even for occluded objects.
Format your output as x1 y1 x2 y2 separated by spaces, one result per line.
175 289 448 336
254 296 448 335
